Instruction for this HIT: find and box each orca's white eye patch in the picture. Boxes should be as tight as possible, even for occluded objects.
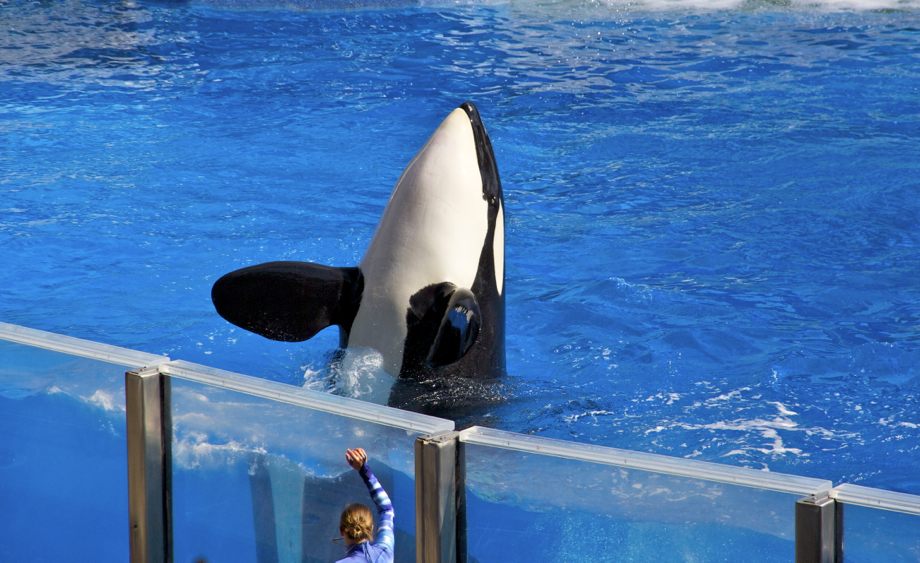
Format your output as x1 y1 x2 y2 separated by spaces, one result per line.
495 202 504 296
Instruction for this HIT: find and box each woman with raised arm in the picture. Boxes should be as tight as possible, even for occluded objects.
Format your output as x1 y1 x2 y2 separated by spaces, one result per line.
335 448 395 563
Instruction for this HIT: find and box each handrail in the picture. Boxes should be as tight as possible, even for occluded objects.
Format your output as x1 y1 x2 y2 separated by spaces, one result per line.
0 321 167 367
832 483 920 516
461 426 832 495
159 360 454 434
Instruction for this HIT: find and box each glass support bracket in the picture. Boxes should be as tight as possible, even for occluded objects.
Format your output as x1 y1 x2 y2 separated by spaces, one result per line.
416 431 462 563
126 368 174 563
795 494 842 563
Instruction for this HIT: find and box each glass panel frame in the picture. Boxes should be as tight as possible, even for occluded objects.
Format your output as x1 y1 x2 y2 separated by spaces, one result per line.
462 426 832 494
460 426 833 563
163 360 453 563
161 360 454 433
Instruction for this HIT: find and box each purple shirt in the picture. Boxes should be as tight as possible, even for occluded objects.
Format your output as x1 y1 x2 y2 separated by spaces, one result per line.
335 464 394 563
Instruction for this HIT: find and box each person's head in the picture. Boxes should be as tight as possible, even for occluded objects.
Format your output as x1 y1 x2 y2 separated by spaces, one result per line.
339 503 374 546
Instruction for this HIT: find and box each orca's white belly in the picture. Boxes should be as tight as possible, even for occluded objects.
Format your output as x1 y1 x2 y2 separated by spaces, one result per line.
349 108 489 376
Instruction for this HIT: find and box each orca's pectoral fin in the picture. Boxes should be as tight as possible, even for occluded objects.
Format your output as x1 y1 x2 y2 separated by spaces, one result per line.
211 261 363 342
405 282 481 371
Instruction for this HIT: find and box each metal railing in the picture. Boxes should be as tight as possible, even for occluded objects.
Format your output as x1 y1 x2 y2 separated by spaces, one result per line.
2 322 919 563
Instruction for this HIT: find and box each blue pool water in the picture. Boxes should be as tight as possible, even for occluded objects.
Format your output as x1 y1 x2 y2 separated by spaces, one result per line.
2 0 919 499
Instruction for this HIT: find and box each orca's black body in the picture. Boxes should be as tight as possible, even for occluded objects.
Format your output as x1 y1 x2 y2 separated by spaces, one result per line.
212 102 505 415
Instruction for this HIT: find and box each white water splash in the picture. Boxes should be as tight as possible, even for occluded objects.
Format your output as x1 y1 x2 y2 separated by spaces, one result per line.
328 346 395 405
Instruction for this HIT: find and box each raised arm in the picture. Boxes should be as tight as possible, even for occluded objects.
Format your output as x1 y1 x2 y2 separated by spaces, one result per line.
346 448 395 552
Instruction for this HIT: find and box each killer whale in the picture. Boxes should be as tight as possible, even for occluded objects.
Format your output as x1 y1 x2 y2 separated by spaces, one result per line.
212 102 505 413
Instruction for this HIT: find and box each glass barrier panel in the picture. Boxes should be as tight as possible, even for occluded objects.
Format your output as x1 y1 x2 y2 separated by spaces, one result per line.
0 331 162 563
163 361 453 563
461 427 832 563
833 483 920 563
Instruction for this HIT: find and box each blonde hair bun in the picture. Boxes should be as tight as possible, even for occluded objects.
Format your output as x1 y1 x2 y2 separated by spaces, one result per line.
340 503 374 543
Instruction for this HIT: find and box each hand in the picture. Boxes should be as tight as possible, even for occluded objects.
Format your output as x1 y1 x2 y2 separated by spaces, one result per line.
346 448 367 471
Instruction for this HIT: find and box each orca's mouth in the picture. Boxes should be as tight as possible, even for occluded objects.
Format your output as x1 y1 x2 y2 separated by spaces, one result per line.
460 101 502 206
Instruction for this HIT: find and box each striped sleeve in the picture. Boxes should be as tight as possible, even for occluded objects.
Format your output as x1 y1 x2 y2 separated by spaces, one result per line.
360 464 395 552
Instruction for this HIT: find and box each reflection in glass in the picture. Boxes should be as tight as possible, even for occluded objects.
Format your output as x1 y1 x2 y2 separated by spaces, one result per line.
842 504 920 563
0 340 138 562
169 377 425 563
464 442 800 563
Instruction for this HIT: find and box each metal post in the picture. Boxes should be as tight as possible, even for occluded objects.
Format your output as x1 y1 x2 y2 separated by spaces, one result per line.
455 439 467 563
416 431 461 563
795 494 842 563
126 368 173 563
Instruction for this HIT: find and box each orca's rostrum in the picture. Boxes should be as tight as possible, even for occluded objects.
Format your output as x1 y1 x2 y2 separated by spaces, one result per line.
212 102 505 413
